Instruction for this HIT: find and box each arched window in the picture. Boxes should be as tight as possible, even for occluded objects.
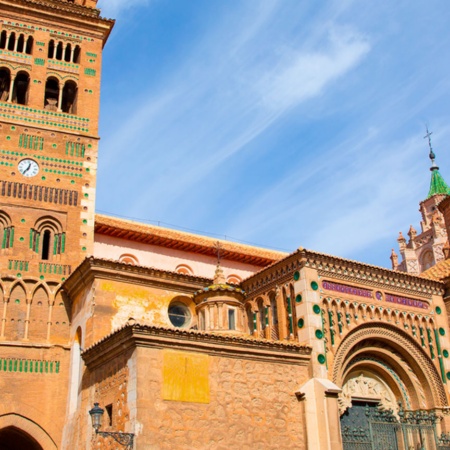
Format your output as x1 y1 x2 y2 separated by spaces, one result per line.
7 32 15 51
119 254 139 265
0 31 7 49
55 41 63 60
73 45 81 63
0 68 11 101
48 39 55 59
25 36 33 55
421 250 435 272
270 294 279 340
0 211 13 249
12 71 29 105
61 80 77 114
31 216 65 261
41 229 51 260
175 264 193 275
17 34 25 53
64 43 71 62
44 77 59 111
226 274 241 285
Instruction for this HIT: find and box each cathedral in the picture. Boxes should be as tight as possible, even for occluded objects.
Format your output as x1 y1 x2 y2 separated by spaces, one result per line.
1 1 450 449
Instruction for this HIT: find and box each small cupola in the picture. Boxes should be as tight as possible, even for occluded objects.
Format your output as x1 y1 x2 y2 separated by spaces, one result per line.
193 264 245 333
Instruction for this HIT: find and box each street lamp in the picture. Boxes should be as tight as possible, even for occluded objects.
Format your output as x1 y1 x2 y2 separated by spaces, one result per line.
89 403 134 449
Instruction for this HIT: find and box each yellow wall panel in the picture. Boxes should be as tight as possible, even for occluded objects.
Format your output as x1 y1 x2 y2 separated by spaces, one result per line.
162 350 210 403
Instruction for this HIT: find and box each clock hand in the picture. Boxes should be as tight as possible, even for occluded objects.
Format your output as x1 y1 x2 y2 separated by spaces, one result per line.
23 163 32 174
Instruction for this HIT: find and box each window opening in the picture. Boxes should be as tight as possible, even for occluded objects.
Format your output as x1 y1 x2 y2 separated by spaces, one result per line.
44 78 59 111
12 72 29 105
0 31 6 49
61 80 77 114
105 404 113 427
7 32 15 51
25 36 33 55
55 41 63 60
0 69 11 101
48 40 55 59
64 43 71 62
168 302 191 328
17 34 24 53
73 45 81 63
228 309 236 330
41 230 51 260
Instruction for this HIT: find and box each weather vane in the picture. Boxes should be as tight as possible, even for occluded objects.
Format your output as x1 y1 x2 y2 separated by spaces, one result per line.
214 241 222 265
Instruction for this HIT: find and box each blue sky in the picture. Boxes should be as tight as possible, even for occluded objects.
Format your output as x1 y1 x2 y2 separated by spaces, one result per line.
95 0 450 269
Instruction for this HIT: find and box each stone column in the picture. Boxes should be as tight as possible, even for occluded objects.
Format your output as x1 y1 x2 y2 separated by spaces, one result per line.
296 378 343 450
57 82 63 111
7 74 15 102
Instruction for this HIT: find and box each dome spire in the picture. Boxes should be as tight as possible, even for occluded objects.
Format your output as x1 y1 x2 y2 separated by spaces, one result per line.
424 127 450 198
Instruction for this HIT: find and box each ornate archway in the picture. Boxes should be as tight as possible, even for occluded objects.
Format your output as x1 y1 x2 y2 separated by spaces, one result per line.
332 322 447 410
332 323 448 449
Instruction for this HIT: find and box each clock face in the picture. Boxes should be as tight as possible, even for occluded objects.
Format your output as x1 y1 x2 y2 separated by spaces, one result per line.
18 159 39 177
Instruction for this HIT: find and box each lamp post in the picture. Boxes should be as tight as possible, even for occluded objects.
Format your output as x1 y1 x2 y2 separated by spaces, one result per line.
89 403 134 449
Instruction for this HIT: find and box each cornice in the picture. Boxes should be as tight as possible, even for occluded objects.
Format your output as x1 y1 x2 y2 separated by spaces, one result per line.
243 248 444 297
62 256 212 300
82 323 311 370
0 0 115 44
95 214 287 268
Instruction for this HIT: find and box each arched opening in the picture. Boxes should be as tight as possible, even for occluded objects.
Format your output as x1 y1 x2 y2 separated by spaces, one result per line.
7 32 15 51
47 39 54 59
0 31 6 49
420 250 434 272
0 68 10 101
44 77 59 111
73 45 81 63
17 34 25 53
119 254 139 265
25 36 33 55
270 294 279 340
64 43 71 62
41 229 51 260
55 41 63 60
61 80 77 114
0 426 43 450
12 71 29 105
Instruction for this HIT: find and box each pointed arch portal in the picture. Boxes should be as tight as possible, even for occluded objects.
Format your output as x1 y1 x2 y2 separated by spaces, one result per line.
0 426 43 450
333 323 448 449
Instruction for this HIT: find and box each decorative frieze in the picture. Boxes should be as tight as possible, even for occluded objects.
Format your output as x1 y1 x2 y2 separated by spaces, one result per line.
0 358 60 373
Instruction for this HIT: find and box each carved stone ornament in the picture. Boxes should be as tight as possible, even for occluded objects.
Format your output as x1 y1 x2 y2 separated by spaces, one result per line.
338 373 398 418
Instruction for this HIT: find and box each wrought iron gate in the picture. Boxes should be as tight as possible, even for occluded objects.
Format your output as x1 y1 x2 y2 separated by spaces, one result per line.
341 401 448 450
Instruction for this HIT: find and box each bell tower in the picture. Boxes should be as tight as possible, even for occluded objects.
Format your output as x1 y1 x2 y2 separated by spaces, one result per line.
0 0 113 341
0 1 113 444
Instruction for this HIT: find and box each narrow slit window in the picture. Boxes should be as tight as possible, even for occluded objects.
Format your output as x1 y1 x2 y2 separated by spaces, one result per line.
41 230 51 260
228 309 236 330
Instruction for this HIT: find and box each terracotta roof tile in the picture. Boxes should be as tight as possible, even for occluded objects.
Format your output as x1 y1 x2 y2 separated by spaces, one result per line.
95 214 287 267
421 259 450 281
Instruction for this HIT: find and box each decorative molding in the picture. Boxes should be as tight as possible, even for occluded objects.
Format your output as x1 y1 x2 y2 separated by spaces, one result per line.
82 323 311 370
338 373 398 417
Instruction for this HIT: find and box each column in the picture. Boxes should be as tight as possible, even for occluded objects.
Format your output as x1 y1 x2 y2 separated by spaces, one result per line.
7 74 15 102
0 297 8 338
23 295 32 340
70 45 75 63
57 82 63 111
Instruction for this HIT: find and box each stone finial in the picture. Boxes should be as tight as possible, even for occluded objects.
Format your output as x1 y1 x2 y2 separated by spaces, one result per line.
390 249 398 269
408 225 417 239
443 241 450 260
398 232 406 242
213 264 226 285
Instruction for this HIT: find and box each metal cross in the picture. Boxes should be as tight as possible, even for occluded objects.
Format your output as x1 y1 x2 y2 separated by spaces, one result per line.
214 241 222 265
424 126 433 152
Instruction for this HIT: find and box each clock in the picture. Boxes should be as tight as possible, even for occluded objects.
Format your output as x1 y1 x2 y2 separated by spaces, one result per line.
18 159 39 177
